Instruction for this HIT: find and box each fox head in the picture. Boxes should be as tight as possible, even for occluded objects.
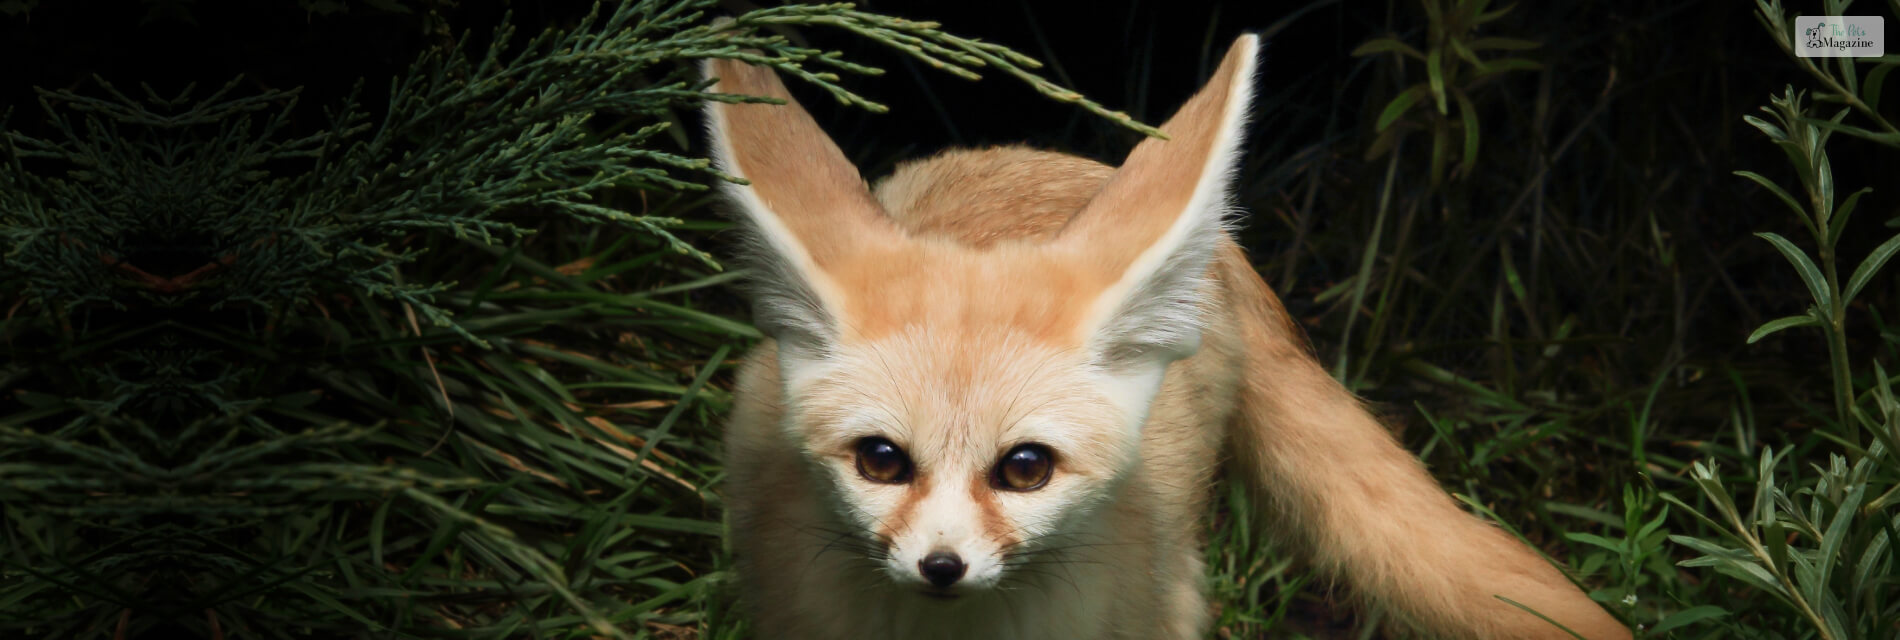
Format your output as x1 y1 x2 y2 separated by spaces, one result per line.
705 36 1258 595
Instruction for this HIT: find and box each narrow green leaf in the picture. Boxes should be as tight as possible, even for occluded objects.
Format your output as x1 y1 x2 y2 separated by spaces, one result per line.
1449 36 1481 66
1773 136 1815 182
1649 605 1730 634
1854 515 1895 590
615 514 725 537
1454 88 1480 177
1427 48 1448 115
1828 186 1873 244
1563 532 1622 552
1456 0 1492 25
1837 51 1861 96
287 581 386 630
1673 546 1787 599
630 344 731 478
1755 232 1833 311
1766 520 1790 577
1636 504 1671 542
1494 596 1587 640
1747 313 1822 344
1734 170 1811 223
1844 233 1900 304
1377 85 1429 132
1544 502 1620 528
370 498 392 571
1752 448 1778 525
1815 148 1835 225
1502 244 1529 307
1743 114 1790 141
1660 492 1745 546
1474 2 1516 23
1350 36 1424 60
1800 115 1900 147
1815 483 1864 588
1865 61 1896 111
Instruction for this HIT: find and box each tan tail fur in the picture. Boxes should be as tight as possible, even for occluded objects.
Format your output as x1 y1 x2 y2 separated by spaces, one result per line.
706 34 1629 639
1216 240 1629 638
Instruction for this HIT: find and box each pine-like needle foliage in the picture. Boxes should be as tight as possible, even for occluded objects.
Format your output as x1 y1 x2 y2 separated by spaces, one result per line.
0 2 1156 638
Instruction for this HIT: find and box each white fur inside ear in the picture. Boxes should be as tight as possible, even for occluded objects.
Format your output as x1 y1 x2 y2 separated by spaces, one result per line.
1083 42 1257 376
777 351 849 438
1088 359 1173 434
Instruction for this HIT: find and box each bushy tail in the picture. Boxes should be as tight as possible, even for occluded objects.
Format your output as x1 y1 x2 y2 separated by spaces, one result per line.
1216 241 1630 639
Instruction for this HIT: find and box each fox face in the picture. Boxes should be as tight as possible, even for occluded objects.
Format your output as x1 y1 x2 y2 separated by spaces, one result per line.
703 36 1257 600
790 327 1136 594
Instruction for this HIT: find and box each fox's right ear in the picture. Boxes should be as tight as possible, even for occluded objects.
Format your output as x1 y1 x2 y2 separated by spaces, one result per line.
702 59 898 361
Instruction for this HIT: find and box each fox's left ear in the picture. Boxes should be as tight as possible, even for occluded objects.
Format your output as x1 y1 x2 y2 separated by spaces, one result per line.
1056 35 1258 372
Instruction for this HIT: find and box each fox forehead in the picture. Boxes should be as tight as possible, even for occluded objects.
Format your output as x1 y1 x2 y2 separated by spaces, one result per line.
821 244 1112 346
825 146 1126 344
798 327 1125 471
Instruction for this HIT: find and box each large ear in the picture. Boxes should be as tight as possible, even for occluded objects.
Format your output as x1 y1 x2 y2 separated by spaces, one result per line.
1057 35 1259 368
702 58 899 358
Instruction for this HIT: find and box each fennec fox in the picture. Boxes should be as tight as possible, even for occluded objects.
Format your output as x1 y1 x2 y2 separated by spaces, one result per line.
705 35 1629 640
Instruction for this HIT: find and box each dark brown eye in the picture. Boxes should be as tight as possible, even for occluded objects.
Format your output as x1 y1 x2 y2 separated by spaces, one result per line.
855 437 913 484
992 444 1054 491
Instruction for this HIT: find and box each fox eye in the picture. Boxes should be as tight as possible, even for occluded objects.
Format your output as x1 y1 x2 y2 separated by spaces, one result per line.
992 443 1054 491
855 437 913 484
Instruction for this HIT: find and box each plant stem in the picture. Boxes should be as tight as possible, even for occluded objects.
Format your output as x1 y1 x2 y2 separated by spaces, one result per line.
1722 499 1836 640
1798 56 1900 140
1815 197 1859 450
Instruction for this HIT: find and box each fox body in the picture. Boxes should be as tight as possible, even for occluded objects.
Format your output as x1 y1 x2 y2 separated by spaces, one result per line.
707 36 1629 640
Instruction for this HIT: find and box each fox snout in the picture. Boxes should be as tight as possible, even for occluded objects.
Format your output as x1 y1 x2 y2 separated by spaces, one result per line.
918 551 966 588
877 478 1012 593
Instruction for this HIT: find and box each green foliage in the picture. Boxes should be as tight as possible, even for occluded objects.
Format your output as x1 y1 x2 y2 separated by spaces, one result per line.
1754 0 1900 147
1654 7 1900 636
1204 480 1314 638
1255 0 1900 637
1329 0 1548 388
0 1 1156 638
1353 0 1542 186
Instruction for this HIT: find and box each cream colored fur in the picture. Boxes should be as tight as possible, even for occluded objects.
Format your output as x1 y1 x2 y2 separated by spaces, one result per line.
706 35 1630 640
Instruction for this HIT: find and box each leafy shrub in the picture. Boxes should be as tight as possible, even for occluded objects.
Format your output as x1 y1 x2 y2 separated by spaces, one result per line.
0 2 1149 637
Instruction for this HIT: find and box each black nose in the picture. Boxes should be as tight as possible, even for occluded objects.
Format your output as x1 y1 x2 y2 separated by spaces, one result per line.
919 551 966 588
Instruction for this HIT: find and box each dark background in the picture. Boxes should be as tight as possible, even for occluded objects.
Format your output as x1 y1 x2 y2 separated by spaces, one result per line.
1 0 1846 229
5 0 1845 332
